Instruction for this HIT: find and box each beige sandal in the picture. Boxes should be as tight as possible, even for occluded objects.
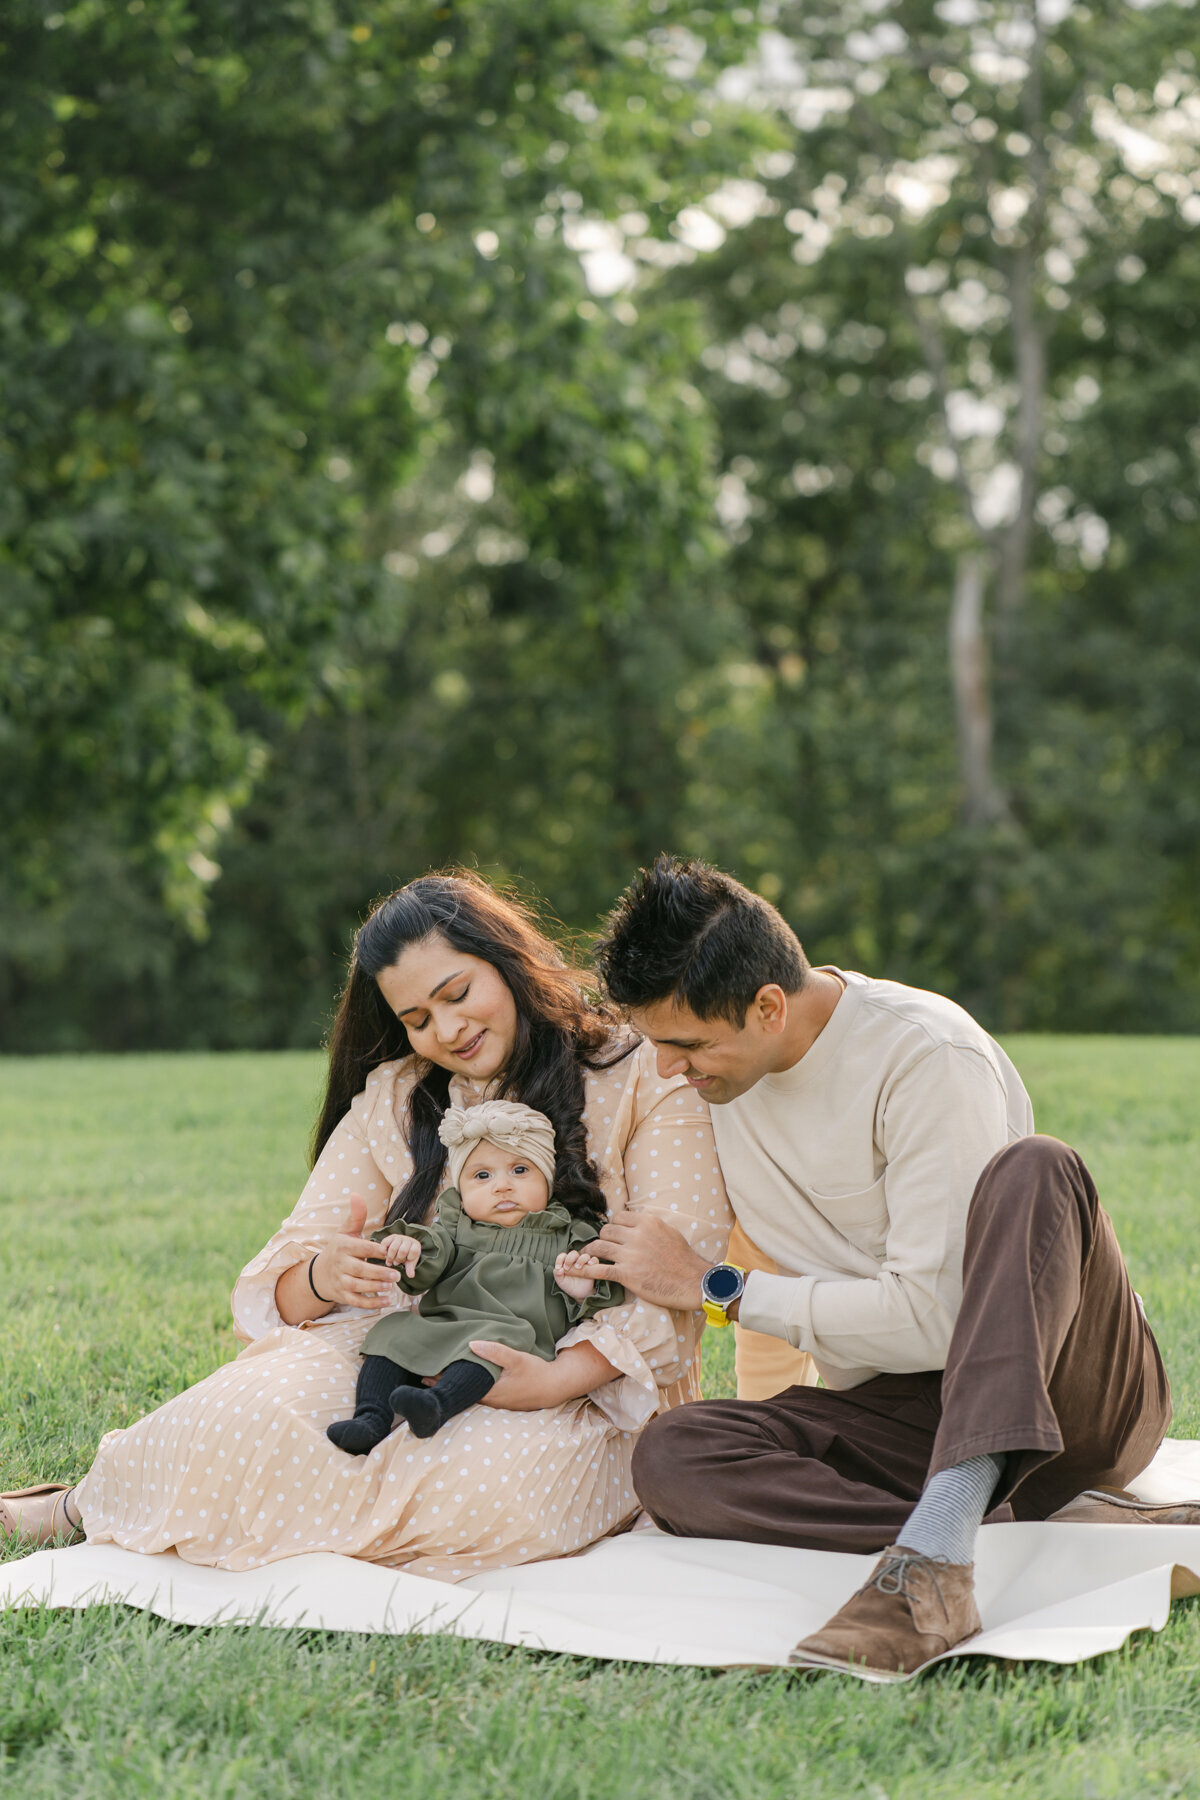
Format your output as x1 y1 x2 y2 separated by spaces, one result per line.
0 1483 85 1547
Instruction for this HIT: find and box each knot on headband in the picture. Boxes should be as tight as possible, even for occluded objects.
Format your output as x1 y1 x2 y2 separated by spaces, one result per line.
438 1099 557 1193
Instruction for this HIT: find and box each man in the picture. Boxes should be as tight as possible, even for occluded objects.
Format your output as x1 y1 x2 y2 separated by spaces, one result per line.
584 856 1193 1676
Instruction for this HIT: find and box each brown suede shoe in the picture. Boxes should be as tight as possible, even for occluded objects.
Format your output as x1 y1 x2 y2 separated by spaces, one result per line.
1049 1489 1200 1527
789 1547 982 1677
1047 1491 1200 1599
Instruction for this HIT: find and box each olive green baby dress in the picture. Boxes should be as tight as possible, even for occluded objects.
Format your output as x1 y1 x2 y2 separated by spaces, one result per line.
361 1187 625 1378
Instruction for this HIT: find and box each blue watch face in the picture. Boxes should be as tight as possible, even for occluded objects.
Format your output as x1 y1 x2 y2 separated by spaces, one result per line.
704 1265 742 1303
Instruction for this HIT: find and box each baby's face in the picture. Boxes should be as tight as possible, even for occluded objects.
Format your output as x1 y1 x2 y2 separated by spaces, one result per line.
458 1142 551 1226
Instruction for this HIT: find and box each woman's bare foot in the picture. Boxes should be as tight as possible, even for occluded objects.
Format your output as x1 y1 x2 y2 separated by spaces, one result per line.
0 1484 84 1547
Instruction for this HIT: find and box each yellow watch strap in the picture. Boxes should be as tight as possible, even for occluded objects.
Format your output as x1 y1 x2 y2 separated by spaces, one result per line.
701 1265 746 1328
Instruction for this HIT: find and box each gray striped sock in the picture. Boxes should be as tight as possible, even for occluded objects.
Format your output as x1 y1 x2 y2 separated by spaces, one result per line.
895 1453 1006 1566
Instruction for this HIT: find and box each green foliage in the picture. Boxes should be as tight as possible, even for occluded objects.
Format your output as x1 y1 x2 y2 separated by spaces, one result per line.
670 0 1200 1030
3 0 1200 1046
1 1044 1198 1796
0 0 759 1045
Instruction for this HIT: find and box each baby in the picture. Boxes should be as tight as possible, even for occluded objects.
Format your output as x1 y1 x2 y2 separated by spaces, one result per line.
327 1099 624 1452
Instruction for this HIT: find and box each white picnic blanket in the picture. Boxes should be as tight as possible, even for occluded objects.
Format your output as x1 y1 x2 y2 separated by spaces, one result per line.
4 1438 1199 1681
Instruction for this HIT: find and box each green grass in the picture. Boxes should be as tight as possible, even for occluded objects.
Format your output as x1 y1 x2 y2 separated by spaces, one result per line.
1 1040 1198 1798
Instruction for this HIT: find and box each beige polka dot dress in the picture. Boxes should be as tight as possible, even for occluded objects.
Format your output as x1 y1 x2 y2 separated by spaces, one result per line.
75 1041 732 1583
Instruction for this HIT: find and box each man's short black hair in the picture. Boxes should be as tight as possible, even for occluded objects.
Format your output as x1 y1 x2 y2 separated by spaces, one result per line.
594 855 809 1027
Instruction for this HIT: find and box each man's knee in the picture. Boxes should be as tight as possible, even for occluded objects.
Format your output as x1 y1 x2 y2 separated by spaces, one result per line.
967 1135 1098 1265
631 1407 698 1523
977 1134 1089 1203
632 1399 757 1525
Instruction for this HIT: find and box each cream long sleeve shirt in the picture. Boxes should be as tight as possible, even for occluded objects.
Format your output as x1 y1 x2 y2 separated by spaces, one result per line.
714 968 1034 1390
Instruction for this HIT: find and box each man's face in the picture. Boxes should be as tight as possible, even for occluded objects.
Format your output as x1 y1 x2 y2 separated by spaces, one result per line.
628 994 783 1104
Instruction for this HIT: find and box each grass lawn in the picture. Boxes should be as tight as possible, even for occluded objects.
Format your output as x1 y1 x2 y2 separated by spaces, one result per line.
1 1038 1198 1798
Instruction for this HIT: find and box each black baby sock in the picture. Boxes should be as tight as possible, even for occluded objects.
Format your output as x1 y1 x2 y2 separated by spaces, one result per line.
390 1359 495 1440
327 1354 410 1456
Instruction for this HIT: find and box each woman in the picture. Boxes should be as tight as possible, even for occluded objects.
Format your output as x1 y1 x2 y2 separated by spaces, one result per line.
1 873 731 1581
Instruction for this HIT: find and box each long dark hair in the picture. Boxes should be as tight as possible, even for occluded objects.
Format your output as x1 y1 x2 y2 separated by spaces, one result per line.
312 870 629 1227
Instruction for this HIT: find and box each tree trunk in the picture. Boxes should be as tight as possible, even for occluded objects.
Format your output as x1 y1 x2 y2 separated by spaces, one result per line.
996 8 1049 643
949 551 1008 826
995 240 1046 639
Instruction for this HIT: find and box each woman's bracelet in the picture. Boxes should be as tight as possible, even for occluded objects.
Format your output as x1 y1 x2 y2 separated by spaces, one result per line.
308 1255 333 1305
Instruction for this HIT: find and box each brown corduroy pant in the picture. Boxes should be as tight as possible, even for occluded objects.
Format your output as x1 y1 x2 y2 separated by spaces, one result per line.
632 1136 1172 1554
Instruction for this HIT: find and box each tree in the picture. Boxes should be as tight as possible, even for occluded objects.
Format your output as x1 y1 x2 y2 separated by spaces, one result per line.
667 0 1200 1027
0 0 760 1045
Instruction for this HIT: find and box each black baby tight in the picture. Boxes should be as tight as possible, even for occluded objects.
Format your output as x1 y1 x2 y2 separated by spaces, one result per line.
326 1354 495 1453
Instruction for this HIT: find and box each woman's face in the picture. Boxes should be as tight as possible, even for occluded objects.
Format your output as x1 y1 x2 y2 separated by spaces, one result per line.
377 934 518 1082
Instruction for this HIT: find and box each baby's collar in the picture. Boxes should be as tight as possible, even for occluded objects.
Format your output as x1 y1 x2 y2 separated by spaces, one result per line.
436 1185 574 1233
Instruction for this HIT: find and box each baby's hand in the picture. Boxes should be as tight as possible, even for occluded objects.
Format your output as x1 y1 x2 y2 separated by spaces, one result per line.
380 1234 422 1278
554 1250 596 1301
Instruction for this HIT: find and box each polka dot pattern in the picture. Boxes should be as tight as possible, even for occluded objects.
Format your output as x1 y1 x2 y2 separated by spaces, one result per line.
75 1039 732 1584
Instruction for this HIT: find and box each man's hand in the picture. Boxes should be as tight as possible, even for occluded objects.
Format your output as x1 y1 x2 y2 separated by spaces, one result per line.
575 1208 710 1311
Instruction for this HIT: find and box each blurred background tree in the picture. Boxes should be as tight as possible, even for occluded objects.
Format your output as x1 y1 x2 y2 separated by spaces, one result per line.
669 0 1200 1030
2 0 1197 1049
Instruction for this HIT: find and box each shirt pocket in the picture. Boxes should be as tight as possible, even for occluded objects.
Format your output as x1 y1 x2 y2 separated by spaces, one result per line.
807 1173 890 1257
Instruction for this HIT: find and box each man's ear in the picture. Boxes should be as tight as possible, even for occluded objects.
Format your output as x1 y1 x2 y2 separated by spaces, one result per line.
751 984 789 1036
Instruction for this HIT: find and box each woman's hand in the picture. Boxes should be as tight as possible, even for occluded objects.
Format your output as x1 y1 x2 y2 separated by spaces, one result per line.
310 1193 402 1311
469 1340 619 1410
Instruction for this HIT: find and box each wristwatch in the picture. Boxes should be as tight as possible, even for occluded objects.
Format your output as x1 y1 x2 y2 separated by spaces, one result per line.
700 1262 746 1328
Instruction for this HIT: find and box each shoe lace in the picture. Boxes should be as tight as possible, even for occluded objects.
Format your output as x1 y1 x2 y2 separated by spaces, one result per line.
866 1550 949 1621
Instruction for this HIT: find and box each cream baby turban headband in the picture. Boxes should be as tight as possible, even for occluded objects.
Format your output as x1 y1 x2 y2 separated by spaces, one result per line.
438 1099 558 1192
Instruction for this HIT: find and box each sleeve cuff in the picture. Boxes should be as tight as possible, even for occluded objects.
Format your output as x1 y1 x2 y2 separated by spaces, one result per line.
738 1269 817 1351
556 1315 667 1432
230 1240 314 1344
